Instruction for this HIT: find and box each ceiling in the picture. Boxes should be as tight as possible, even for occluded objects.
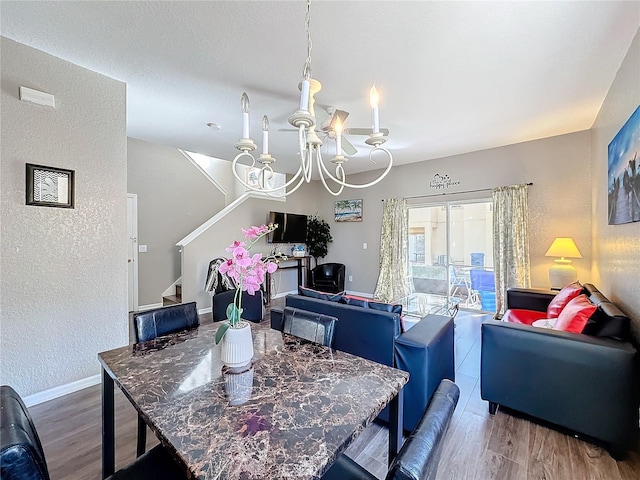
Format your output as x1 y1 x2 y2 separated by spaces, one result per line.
2 1 639 175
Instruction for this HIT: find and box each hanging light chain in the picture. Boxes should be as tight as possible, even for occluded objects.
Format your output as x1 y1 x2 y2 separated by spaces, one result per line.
304 0 312 77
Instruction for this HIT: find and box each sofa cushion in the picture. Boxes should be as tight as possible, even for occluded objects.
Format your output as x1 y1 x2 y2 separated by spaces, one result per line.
502 308 545 325
298 285 343 302
546 281 583 318
341 295 369 308
582 301 631 341
552 294 596 334
367 300 403 315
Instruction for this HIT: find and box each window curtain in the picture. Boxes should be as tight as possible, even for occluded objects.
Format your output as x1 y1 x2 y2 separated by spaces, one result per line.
374 198 410 303
492 184 531 314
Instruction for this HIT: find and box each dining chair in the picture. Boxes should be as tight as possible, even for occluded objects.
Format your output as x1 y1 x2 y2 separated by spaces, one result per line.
282 306 337 347
212 288 264 323
132 302 200 456
0 385 188 480
321 379 460 480
132 302 199 343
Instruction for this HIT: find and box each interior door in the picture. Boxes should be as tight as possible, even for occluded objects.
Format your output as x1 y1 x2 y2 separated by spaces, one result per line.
127 194 139 312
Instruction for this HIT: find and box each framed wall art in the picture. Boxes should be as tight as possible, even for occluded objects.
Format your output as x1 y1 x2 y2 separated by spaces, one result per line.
26 163 75 209
335 199 363 222
608 105 639 225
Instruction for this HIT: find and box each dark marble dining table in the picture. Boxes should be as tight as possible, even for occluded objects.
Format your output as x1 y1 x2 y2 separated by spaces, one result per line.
98 320 409 479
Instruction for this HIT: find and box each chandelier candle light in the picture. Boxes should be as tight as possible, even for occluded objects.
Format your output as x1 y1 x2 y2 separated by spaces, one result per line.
231 0 393 196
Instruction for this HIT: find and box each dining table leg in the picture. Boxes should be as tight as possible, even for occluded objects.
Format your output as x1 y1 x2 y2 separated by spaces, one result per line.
101 368 115 479
388 387 404 467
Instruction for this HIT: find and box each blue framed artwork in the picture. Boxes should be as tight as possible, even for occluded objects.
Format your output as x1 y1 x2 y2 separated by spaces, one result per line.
608 105 639 225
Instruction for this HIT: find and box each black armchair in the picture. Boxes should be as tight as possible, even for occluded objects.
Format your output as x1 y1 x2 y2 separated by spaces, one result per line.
309 263 346 294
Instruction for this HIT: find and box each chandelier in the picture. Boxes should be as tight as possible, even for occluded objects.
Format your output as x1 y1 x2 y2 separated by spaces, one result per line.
231 0 393 196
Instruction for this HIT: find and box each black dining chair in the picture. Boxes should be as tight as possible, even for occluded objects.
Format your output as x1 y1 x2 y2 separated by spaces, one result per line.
132 302 200 343
212 289 265 323
309 263 346 294
282 306 337 347
0 385 188 480
321 379 460 480
132 302 200 456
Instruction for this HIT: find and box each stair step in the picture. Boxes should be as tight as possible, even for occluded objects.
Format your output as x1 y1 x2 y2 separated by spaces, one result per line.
162 295 182 306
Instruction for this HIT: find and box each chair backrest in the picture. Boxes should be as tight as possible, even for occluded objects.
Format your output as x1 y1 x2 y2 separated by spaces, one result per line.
212 289 264 322
312 263 344 276
283 307 337 347
133 302 199 343
386 379 460 480
0 386 51 480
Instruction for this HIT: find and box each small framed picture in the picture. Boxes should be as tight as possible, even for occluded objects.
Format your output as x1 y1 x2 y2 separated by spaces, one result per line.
246 167 260 189
335 199 363 222
26 163 75 209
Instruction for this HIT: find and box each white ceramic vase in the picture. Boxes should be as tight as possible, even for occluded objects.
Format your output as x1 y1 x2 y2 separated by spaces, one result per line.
220 321 254 369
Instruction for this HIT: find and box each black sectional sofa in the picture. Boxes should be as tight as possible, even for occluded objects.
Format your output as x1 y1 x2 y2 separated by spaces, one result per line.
271 292 455 433
480 284 639 458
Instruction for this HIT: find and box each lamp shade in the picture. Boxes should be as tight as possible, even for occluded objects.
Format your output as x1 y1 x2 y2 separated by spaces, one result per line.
544 237 582 259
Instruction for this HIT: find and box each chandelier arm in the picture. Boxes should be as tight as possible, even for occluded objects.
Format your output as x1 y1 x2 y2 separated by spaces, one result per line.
318 146 394 189
316 155 345 196
232 152 306 194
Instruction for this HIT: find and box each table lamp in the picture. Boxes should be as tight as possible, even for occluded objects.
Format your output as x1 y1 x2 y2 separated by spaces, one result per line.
544 237 582 290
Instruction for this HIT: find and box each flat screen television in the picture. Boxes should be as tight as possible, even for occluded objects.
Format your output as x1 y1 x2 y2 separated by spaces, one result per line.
267 211 308 244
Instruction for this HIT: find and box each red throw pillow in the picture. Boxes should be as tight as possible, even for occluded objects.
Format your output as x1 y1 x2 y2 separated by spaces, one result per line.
552 294 596 334
547 281 583 318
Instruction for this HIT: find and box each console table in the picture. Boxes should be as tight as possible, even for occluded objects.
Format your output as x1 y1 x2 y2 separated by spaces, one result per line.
265 255 311 303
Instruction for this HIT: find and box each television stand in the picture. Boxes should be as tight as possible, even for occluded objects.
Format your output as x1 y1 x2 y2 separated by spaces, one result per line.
265 255 311 305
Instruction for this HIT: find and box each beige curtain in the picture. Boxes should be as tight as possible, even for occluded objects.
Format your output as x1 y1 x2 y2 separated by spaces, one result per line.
374 198 410 303
492 184 531 314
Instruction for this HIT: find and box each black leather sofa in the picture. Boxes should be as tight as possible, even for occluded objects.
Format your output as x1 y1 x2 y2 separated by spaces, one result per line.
0 386 188 480
271 294 455 433
480 285 639 458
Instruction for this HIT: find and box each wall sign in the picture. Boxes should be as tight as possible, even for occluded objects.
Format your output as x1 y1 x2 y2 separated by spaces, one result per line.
429 173 460 190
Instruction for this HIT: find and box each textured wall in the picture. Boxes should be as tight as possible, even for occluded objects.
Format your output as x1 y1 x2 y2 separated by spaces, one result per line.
317 131 592 295
590 29 640 342
0 38 128 396
127 138 225 306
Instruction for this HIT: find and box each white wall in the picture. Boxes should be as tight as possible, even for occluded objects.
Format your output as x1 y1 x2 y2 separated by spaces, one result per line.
317 130 592 295
590 28 640 342
0 37 128 397
127 138 226 306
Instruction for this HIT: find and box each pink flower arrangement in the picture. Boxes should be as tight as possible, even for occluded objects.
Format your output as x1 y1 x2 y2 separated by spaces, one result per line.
215 223 283 344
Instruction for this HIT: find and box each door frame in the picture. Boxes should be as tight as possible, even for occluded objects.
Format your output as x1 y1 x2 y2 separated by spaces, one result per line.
127 193 139 312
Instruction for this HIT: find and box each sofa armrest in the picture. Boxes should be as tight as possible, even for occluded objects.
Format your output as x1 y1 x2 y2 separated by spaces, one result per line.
270 306 284 331
481 320 639 451
393 314 455 432
506 288 555 312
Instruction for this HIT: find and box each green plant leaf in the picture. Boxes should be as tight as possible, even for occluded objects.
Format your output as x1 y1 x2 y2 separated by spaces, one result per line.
214 322 230 344
226 302 243 325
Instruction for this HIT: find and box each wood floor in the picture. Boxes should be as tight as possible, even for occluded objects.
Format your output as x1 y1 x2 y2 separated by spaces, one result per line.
27 309 640 479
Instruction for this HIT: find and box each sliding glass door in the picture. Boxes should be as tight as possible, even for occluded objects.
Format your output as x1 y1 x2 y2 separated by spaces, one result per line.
408 200 495 311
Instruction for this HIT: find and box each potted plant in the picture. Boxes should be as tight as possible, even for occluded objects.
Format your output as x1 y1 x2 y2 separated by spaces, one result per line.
215 223 283 368
306 215 332 267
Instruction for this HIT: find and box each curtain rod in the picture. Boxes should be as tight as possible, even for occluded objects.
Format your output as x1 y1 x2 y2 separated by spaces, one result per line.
382 182 533 201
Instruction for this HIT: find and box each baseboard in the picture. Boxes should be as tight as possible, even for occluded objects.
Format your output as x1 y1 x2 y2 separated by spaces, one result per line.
138 302 163 312
198 306 212 315
23 374 101 407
